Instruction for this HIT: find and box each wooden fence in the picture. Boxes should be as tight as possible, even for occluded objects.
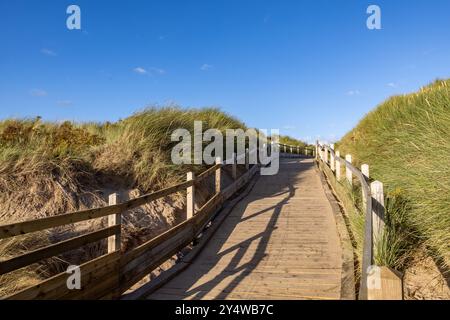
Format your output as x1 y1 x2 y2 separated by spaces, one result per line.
0 146 269 300
316 142 403 300
0 141 313 300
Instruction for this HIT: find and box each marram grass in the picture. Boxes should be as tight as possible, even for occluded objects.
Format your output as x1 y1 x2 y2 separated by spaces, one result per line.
337 79 450 269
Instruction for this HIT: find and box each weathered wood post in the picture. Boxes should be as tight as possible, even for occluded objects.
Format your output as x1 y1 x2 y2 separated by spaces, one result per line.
315 142 319 161
362 164 370 180
335 151 341 180
330 144 335 172
371 181 385 246
345 154 352 185
108 193 122 253
245 148 250 170
324 146 328 164
367 266 403 300
215 157 222 194
232 152 237 180
361 164 370 205
186 172 195 219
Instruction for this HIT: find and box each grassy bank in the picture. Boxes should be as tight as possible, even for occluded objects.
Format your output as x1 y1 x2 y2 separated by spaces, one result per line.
0 106 250 296
337 79 450 270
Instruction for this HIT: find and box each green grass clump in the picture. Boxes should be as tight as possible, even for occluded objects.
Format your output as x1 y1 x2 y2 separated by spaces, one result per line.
0 106 251 296
278 135 307 148
337 79 450 269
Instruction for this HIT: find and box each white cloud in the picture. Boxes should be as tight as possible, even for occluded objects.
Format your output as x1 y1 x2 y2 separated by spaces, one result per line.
29 89 48 97
282 125 296 130
387 82 398 88
347 90 361 96
56 100 72 106
40 48 57 56
133 67 165 75
200 64 213 71
133 67 148 75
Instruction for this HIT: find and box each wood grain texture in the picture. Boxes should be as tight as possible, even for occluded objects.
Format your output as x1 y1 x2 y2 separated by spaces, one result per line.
147 158 344 300
0 225 120 275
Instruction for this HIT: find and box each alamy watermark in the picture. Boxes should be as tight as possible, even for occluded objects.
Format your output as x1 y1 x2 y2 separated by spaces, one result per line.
66 265 81 290
66 5 81 30
367 5 382 30
171 122 280 176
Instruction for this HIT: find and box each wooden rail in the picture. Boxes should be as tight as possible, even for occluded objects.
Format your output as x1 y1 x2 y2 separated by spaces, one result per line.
0 148 261 300
316 142 403 300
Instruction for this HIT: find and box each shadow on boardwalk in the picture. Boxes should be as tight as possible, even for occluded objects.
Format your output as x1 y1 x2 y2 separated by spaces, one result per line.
148 159 342 300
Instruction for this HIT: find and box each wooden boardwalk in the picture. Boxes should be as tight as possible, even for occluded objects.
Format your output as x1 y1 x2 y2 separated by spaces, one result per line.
147 158 343 300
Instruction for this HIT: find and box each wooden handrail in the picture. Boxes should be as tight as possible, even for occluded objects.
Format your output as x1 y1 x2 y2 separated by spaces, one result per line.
1 157 260 300
0 180 194 240
317 142 380 300
0 225 120 275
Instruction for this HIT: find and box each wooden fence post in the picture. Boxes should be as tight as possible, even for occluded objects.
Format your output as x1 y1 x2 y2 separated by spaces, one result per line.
245 148 250 170
186 172 195 219
330 144 335 172
108 193 121 253
361 164 370 205
215 157 222 194
315 142 319 160
371 181 385 246
367 266 403 300
324 146 328 164
232 153 237 180
345 154 352 185
335 151 341 181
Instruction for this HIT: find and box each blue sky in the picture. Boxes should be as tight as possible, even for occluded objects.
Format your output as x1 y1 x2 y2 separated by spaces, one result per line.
1 0 450 143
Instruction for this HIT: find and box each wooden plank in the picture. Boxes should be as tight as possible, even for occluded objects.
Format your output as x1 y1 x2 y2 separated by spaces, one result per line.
367 266 403 300
0 225 119 275
196 164 221 183
6 252 120 300
108 193 122 253
120 226 195 293
121 219 192 266
148 158 344 300
62 266 121 300
232 153 237 180
121 223 194 274
345 154 353 185
371 181 385 246
186 172 195 220
0 180 193 240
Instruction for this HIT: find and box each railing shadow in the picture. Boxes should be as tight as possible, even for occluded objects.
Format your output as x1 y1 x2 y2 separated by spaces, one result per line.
156 158 313 299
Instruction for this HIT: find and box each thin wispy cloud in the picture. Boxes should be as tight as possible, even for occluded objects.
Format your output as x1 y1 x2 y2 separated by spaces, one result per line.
29 89 48 97
387 82 398 88
133 67 148 75
133 67 166 76
200 64 213 71
347 90 361 96
56 100 73 106
282 125 296 130
40 48 57 56
149 67 166 75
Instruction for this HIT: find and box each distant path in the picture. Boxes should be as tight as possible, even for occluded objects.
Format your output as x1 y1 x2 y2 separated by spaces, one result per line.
147 158 344 300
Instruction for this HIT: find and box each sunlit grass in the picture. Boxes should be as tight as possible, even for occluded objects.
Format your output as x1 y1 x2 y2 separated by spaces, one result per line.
337 79 450 270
